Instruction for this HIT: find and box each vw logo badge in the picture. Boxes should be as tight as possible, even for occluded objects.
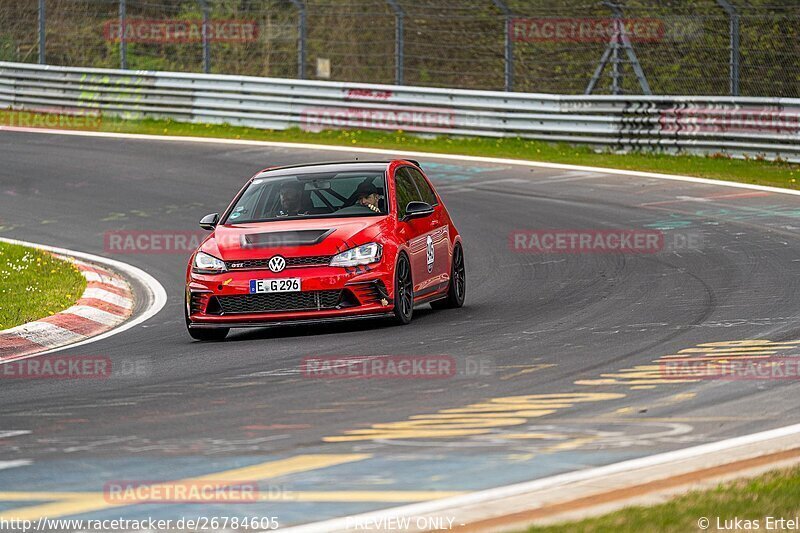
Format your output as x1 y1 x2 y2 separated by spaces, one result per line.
268 255 286 273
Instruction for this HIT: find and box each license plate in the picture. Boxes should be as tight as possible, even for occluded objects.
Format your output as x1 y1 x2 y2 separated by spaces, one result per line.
249 278 301 294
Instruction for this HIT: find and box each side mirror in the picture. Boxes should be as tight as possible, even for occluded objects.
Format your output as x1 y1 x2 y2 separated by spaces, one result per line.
199 213 219 230
403 201 434 221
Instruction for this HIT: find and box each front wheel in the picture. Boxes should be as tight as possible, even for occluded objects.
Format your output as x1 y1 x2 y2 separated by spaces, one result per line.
392 253 414 325
431 243 466 310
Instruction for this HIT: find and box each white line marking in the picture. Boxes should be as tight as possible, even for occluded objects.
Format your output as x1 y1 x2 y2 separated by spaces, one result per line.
542 173 605 183
0 237 167 361
0 431 31 439
471 178 528 186
0 460 32 471
81 287 133 310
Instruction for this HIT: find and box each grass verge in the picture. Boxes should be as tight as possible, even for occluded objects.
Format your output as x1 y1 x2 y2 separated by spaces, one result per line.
0 242 87 330
527 465 800 533
3 110 800 189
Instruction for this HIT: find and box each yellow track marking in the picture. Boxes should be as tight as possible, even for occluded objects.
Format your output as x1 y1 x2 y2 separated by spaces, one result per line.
502 433 568 440
0 489 461 505
261 490 464 502
0 492 86 501
324 393 624 442
0 454 368 520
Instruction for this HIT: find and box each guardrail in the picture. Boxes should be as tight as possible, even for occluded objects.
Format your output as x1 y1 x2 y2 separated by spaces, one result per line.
1 62 799 162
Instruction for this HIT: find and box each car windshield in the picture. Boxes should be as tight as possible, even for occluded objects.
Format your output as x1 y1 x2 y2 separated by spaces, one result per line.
223 170 388 224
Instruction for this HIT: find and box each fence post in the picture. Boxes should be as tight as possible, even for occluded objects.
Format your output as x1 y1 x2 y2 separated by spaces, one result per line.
198 0 210 73
38 0 45 64
385 0 404 85
289 0 306 79
715 0 740 96
492 0 513 92
119 0 127 69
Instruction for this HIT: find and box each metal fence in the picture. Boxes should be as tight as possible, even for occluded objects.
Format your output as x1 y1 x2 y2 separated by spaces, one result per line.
0 1 798 97
2 61 799 162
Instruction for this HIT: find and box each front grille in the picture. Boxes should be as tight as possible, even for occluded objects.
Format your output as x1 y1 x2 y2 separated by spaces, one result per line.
226 255 332 270
216 291 342 314
287 255 333 267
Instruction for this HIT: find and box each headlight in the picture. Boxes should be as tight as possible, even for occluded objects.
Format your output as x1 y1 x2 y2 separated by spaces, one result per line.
193 251 227 274
330 243 382 267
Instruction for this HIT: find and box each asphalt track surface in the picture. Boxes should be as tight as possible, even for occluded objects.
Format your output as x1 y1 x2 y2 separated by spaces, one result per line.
1 130 800 528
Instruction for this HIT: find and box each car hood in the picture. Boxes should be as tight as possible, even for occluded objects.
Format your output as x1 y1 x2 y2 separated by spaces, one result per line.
201 217 389 260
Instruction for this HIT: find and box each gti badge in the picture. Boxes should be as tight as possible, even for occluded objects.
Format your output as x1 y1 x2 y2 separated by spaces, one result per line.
268 255 286 273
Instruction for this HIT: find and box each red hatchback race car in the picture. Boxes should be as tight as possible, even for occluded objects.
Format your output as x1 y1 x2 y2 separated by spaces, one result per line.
185 160 465 340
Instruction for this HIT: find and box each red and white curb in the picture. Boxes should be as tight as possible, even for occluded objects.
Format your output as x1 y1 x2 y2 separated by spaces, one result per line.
0 237 167 363
0 256 133 361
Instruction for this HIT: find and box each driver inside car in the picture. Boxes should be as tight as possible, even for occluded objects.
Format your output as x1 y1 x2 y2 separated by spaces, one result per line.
354 182 382 213
276 181 305 217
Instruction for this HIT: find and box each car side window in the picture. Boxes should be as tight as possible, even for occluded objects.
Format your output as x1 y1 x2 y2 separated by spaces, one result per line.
228 181 267 222
395 169 422 219
404 167 439 206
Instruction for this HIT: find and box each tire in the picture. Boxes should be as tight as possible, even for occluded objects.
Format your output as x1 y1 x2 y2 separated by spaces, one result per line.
185 294 229 341
392 253 414 325
431 243 466 310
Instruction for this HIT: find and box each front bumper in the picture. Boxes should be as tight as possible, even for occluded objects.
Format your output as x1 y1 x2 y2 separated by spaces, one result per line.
187 265 393 327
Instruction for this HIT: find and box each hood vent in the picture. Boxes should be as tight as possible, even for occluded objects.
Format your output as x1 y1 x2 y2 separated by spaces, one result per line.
240 229 334 248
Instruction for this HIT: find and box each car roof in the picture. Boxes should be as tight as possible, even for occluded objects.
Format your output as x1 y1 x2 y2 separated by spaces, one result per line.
257 159 421 178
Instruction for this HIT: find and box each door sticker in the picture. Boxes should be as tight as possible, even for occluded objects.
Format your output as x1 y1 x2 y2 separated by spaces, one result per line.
426 235 434 273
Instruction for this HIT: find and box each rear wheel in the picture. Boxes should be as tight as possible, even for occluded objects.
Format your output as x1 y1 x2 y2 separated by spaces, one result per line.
393 253 414 324
431 243 466 310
